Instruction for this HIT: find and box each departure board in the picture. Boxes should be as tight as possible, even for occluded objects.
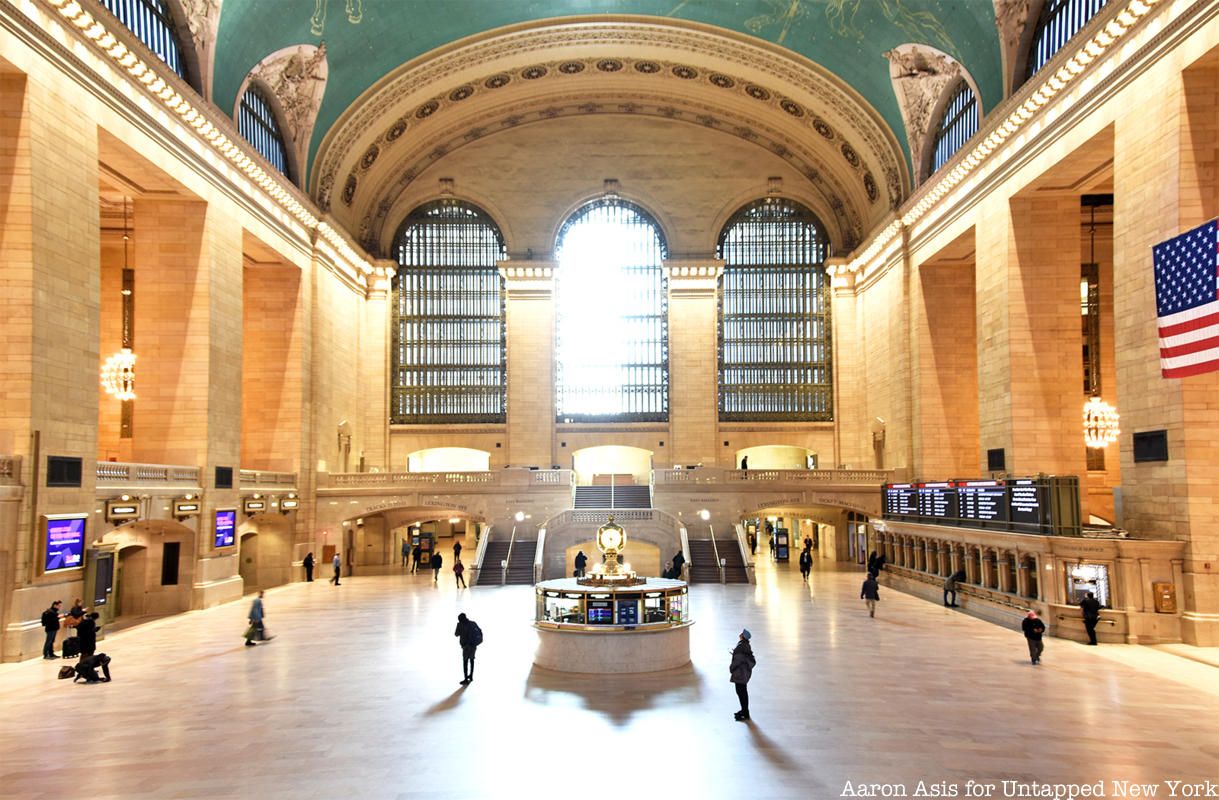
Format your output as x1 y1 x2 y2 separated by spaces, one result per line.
881 477 1080 536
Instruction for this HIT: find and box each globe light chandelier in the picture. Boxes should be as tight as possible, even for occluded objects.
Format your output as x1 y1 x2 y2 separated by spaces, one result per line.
101 199 137 403
1083 396 1120 449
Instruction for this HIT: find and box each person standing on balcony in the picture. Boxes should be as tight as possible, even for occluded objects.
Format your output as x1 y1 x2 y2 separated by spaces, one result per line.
740 456 748 470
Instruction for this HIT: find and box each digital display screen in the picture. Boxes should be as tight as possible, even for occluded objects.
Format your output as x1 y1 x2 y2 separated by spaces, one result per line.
917 483 958 519
214 509 236 548
1008 479 1046 530
958 481 1008 525
883 484 919 518
616 600 639 625
45 516 86 572
587 601 613 624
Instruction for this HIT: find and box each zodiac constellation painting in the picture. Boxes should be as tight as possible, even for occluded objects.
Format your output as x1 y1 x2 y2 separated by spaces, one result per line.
311 0 363 37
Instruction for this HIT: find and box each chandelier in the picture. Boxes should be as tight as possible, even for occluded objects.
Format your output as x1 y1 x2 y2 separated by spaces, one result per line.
1083 397 1119 449
101 198 136 402
101 347 137 401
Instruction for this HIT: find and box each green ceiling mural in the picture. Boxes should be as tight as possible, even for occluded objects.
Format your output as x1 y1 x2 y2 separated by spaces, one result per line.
213 1 1003 178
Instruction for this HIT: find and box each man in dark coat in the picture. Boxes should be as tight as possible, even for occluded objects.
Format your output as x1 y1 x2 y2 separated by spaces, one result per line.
799 548 813 582
729 629 756 722
411 544 422 574
40 601 62 659
430 551 443 584
944 570 965 607
861 574 880 618
671 550 685 577
1022 610 1046 664
455 613 482 684
303 552 315 582
76 612 100 659
1080 591 1102 645
73 653 111 683
574 550 588 578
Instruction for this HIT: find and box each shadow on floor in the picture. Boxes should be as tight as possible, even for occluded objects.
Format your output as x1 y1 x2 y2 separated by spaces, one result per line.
523 663 705 727
422 685 468 717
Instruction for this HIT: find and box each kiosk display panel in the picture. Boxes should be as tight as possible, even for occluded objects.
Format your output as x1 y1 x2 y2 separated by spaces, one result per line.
44 515 86 572
214 509 236 548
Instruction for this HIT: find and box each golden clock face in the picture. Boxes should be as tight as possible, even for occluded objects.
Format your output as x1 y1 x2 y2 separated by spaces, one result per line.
599 527 623 551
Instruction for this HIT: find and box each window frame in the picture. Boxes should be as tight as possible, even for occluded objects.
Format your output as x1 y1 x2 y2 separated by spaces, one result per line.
97 0 193 88
390 199 508 426
237 82 292 181
716 197 834 423
930 80 980 175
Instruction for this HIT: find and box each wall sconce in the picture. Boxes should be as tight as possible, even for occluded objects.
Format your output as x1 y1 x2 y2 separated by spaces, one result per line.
105 494 140 523
173 493 201 521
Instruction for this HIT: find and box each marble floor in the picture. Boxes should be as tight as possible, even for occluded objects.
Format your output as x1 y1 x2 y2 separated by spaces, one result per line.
1 555 1218 800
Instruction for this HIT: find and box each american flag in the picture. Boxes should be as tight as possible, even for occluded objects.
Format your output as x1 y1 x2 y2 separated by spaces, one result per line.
1154 218 1219 379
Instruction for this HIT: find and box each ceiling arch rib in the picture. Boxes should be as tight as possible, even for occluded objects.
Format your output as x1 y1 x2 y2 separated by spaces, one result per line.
312 19 910 247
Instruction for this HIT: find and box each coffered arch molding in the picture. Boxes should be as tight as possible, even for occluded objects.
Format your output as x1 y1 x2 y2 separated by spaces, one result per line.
367 93 864 257
313 17 910 240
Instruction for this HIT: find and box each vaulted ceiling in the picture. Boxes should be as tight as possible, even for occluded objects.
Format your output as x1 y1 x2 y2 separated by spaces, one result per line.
213 1 1004 171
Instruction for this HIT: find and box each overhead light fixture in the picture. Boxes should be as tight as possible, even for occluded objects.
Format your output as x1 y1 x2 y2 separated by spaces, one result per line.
101 198 137 409
1083 397 1120 449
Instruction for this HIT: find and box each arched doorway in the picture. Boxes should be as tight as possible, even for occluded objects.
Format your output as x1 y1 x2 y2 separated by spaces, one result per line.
237 514 293 593
103 520 195 624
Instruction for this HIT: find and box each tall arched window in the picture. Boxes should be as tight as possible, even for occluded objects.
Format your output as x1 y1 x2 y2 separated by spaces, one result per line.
556 199 668 422
238 85 291 179
931 81 979 174
391 200 507 424
98 0 189 84
717 198 832 421
1025 0 1110 83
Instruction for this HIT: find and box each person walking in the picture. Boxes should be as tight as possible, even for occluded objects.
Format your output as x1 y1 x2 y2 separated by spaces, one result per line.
40 600 62 659
803 534 813 552
303 552 315 582
861 573 880 618
943 570 964 607
411 544 422 574
1080 591 1101 645
330 552 342 585
1022 610 1046 664
76 612 100 659
574 550 588 578
401 539 410 568
799 548 813 582
455 612 483 685
672 550 685 578
430 551 443 584
748 532 757 555
740 455 748 470
729 629 756 722
245 590 266 646
453 540 462 561
453 557 466 588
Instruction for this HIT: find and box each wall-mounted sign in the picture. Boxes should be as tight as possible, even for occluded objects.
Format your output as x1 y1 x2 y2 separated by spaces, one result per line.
280 498 300 511
214 509 236 548
44 514 87 572
881 477 1080 536
104 498 140 522
173 499 201 518
243 498 267 515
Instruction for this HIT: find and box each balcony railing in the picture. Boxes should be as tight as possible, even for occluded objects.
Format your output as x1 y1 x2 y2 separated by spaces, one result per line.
653 468 897 485
96 461 200 487
319 469 572 489
240 469 298 487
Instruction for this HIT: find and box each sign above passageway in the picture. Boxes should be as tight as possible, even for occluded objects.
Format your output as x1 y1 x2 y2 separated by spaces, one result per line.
881 477 1079 537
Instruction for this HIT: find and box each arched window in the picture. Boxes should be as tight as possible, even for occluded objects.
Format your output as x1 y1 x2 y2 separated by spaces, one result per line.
717 198 832 421
1025 0 1110 82
391 200 507 424
98 0 189 83
555 199 668 422
931 81 979 174
237 85 291 179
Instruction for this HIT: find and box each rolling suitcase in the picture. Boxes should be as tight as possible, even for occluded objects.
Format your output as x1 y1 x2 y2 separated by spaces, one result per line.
62 636 81 659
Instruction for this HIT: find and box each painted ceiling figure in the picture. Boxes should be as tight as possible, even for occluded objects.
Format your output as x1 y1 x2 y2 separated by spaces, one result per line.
311 0 363 37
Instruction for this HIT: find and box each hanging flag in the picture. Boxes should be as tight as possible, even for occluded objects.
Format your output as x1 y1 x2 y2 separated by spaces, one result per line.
1154 218 1219 378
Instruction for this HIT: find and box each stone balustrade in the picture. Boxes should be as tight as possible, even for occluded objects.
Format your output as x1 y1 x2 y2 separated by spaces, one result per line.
239 469 298 488
96 461 201 487
318 469 572 489
653 467 898 485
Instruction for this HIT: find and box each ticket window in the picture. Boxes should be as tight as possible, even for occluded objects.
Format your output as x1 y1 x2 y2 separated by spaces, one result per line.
1065 562 1110 606
544 594 584 624
643 595 666 623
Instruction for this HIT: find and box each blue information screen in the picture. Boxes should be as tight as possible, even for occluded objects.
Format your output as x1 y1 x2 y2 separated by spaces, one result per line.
45 516 86 572
214 509 236 548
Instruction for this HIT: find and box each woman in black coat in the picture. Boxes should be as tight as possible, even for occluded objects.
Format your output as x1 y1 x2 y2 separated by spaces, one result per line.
303 552 315 582
76 612 100 659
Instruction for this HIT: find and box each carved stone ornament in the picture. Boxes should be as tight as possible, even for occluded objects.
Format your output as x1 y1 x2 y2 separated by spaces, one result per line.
993 0 1034 90
884 43 962 184
179 0 222 97
245 43 329 177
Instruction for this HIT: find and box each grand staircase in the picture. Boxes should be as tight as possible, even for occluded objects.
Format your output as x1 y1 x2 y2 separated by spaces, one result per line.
573 485 651 508
686 538 749 584
505 540 536 585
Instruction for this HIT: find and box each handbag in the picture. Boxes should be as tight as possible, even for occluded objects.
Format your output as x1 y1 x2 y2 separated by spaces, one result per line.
243 624 256 640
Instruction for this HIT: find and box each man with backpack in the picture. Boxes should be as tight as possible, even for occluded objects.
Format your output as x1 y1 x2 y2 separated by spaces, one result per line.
40 600 62 659
455 612 483 685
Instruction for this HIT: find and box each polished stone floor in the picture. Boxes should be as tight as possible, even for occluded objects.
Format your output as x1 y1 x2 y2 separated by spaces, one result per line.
2 555 1218 799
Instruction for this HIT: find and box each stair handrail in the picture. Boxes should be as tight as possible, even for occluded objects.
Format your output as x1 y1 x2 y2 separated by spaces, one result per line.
534 527 546 583
707 525 723 583
470 524 493 587
679 525 691 582
610 472 615 508
735 523 757 585
503 525 516 586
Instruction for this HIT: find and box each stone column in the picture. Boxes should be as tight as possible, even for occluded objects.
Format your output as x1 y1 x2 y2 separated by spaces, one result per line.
997 552 1011 593
499 261 555 469
1015 556 1029 598
829 261 866 468
664 259 723 467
